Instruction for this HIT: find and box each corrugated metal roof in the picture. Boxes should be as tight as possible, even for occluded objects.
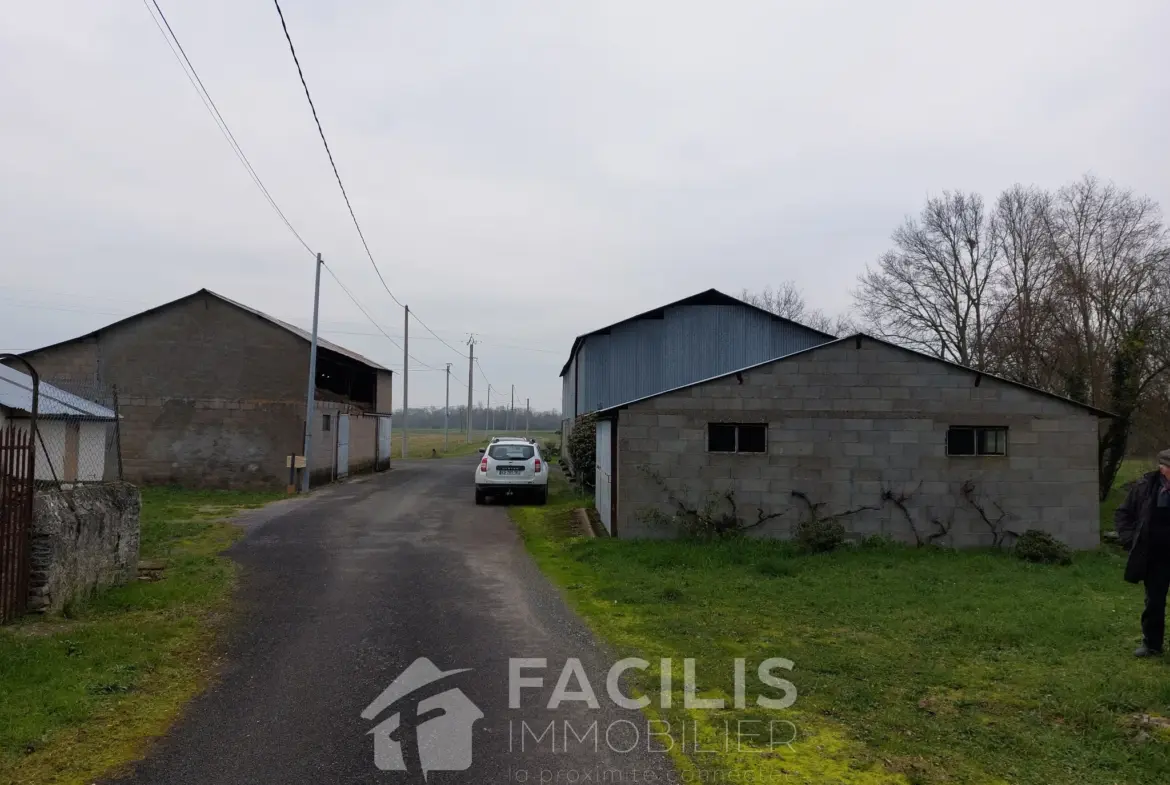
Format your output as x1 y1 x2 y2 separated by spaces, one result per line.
559 289 835 377
0 365 117 419
12 289 391 373
594 333 1115 419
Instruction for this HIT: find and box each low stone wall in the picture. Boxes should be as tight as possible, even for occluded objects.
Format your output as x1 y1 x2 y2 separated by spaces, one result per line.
29 482 141 613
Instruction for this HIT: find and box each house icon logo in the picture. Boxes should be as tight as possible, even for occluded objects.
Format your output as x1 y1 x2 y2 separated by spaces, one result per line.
361 657 483 777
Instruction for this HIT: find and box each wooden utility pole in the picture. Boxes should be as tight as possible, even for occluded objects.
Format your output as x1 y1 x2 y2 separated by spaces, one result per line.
444 363 451 452
402 305 409 459
301 253 323 493
465 335 475 443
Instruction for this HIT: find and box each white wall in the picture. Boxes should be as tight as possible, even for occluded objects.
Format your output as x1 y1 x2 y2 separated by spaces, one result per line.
2 417 108 482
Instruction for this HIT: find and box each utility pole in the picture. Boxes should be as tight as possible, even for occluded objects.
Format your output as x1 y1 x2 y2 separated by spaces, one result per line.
465 335 475 443
444 363 451 452
525 397 530 437
510 384 515 431
402 305 409 459
487 385 492 434
300 253 323 493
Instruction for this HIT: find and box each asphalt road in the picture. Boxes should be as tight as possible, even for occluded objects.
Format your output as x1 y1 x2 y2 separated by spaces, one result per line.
111 458 674 785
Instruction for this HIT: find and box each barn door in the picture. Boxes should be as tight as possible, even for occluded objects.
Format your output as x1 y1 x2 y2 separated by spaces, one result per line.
337 414 350 479
594 420 612 534
377 416 392 470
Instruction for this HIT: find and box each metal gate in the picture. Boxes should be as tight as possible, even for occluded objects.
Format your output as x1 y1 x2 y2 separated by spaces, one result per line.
336 414 350 479
0 353 37 625
594 420 613 534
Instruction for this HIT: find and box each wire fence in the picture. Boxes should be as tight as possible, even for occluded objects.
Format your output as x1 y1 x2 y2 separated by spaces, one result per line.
29 377 123 488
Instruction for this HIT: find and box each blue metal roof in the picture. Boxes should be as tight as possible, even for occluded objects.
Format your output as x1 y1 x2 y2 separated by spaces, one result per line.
0 365 116 420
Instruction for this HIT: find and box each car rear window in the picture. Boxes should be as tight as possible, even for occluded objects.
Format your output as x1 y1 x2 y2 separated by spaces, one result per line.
489 444 534 460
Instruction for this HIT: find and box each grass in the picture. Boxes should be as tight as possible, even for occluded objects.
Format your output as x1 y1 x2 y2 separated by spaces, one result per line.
390 428 559 460
512 471 1170 785
0 486 281 785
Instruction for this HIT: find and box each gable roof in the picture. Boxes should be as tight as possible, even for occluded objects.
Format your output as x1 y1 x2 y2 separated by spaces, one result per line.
18 289 390 372
559 288 836 377
0 364 116 420
595 333 1114 419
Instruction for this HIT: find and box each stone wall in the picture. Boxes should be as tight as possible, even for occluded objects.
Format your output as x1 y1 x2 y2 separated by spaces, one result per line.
29 482 141 613
615 337 1102 549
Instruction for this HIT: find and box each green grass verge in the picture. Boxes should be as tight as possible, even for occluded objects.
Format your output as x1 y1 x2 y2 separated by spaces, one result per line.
512 473 1170 785
392 429 560 460
0 486 281 785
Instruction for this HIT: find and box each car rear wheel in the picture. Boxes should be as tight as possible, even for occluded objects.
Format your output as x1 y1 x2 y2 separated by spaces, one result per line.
536 486 548 506
475 488 486 505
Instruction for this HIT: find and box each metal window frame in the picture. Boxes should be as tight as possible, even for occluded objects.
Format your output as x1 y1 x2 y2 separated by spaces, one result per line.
946 425 1008 457
707 423 768 454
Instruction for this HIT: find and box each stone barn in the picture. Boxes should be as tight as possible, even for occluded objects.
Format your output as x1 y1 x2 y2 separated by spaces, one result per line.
593 334 1108 549
6 289 393 489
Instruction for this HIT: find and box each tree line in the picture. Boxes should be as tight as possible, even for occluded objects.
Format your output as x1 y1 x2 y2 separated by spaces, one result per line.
393 404 564 432
745 174 1170 498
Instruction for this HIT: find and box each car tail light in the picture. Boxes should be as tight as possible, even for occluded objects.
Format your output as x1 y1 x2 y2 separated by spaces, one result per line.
480 457 488 472
534 458 542 473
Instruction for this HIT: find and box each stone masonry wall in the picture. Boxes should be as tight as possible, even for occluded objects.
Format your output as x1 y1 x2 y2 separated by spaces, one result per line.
615 337 1101 549
29 482 141 613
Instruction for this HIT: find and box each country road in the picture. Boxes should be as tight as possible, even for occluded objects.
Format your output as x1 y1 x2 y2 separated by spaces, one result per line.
110 458 674 785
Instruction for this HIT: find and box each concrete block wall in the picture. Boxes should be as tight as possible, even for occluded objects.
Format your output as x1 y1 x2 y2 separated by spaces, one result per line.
615 337 1101 549
9 293 383 490
118 396 305 489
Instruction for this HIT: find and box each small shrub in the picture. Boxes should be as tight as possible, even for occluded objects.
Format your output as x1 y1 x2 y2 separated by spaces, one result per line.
567 414 598 490
541 438 560 459
860 533 900 550
795 517 846 553
1014 529 1073 566
659 586 685 602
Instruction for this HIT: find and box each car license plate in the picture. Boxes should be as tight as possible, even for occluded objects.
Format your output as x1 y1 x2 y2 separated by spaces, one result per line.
498 466 523 475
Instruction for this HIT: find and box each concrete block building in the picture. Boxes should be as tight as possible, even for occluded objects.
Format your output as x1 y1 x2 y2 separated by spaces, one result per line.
5 290 393 489
593 335 1108 549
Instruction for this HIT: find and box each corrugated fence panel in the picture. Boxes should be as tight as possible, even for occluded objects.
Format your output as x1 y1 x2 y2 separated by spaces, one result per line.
574 303 831 416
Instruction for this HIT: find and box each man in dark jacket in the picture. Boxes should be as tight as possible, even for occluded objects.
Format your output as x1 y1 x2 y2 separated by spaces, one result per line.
1115 449 1170 656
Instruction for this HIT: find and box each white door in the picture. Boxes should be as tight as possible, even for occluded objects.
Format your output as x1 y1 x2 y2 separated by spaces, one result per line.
594 420 612 534
337 414 350 479
377 416 392 468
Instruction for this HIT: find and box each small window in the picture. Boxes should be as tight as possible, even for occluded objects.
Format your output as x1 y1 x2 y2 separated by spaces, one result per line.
707 423 767 454
323 413 332 432
947 426 1007 457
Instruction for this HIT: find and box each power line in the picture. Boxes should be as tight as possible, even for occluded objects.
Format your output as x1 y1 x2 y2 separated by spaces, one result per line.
144 0 313 256
270 0 401 304
320 263 469 386
410 310 468 359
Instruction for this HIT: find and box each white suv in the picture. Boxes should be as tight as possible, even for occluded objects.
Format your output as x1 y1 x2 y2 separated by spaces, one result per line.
475 439 548 505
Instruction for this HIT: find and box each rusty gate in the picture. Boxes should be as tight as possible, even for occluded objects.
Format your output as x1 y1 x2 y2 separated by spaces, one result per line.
0 354 37 624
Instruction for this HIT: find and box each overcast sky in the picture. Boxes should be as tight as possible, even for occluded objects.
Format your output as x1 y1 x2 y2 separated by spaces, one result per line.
2 1 1168 411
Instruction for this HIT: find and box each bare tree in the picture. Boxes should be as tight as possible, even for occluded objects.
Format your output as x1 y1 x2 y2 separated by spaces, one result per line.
741 282 852 336
1043 176 1170 493
1044 175 1170 407
853 192 1004 368
985 184 1058 387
